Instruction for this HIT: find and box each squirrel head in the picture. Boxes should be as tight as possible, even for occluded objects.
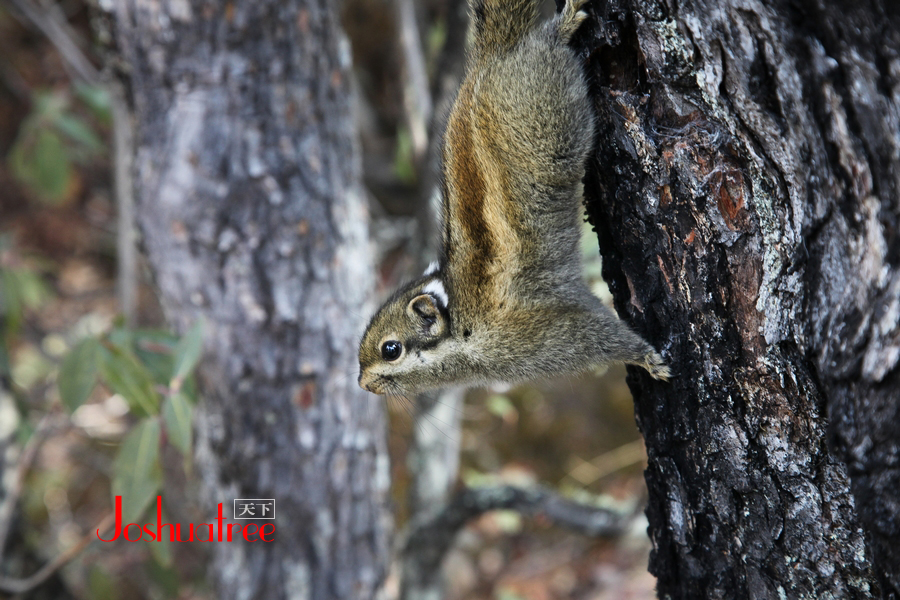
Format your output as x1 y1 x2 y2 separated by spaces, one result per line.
358 273 452 395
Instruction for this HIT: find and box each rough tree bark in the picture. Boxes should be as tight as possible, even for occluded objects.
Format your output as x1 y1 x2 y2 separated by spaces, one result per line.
111 1 391 598
578 0 900 597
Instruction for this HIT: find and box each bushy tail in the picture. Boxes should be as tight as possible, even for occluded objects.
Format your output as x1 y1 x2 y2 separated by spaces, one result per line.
470 0 538 56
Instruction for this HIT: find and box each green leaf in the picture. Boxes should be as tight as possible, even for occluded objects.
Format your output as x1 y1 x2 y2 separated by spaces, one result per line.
132 329 179 384
133 328 179 350
162 391 192 456
99 344 160 416
0 269 50 343
74 83 112 123
0 342 10 385
147 528 174 568
392 127 416 184
486 394 517 419
33 91 65 118
112 419 161 525
34 129 70 199
11 345 54 392
55 114 104 154
15 419 34 449
426 21 447 60
106 326 134 349
1 270 23 336
87 567 118 600
58 337 100 412
9 128 72 203
146 553 179 597
170 320 204 388
11 268 51 310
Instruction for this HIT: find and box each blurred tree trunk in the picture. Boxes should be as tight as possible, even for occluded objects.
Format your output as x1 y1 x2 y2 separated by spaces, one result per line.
111 1 391 599
580 0 899 597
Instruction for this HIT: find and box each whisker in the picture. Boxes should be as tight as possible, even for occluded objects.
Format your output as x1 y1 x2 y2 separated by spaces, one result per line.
415 412 460 444
414 402 462 434
423 396 469 419
387 389 461 442
346 307 368 322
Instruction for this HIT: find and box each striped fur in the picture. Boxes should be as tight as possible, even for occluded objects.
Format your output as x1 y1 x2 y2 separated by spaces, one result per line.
357 0 670 395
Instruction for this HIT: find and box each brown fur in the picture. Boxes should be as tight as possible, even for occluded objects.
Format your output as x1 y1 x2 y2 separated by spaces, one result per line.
358 0 670 395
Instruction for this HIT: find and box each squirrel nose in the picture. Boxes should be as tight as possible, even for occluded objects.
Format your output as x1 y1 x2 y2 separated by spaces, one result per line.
358 372 376 393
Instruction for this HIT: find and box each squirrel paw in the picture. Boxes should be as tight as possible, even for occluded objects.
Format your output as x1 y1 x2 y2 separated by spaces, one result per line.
642 351 671 381
558 0 589 42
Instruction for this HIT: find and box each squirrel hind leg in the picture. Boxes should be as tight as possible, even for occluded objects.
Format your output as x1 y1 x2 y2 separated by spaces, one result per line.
557 0 588 42
471 0 538 55
589 309 672 381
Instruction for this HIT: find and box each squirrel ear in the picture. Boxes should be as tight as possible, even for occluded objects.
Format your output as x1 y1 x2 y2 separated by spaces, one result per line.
407 294 447 336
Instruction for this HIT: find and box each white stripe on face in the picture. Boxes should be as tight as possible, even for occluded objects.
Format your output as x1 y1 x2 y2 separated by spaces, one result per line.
423 261 440 276
422 279 448 307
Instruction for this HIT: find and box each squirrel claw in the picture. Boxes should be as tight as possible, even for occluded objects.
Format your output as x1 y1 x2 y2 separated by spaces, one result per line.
643 351 672 381
559 0 589 41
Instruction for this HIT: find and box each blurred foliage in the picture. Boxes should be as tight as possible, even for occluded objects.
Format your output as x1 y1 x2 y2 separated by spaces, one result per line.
0 235 53 382
2 246 203 519
425 20 448 77
0 1 197 562
2 213 201 596
393 126 417 184
2 258 204 594
7 85 109 204
58 320 204 522
0 0 654 597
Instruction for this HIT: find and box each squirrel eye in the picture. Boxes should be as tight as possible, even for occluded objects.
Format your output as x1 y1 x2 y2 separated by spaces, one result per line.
381 341 403 361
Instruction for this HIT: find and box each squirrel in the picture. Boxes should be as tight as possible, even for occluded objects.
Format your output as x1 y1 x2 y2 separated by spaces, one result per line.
358 0 670 396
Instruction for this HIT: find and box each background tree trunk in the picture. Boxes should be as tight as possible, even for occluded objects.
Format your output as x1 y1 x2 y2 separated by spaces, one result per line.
579 0 900 597
112 1 391 598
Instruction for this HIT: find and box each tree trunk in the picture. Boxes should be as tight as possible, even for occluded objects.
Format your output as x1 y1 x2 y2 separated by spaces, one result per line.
579 0 900 597
111 1 391 598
